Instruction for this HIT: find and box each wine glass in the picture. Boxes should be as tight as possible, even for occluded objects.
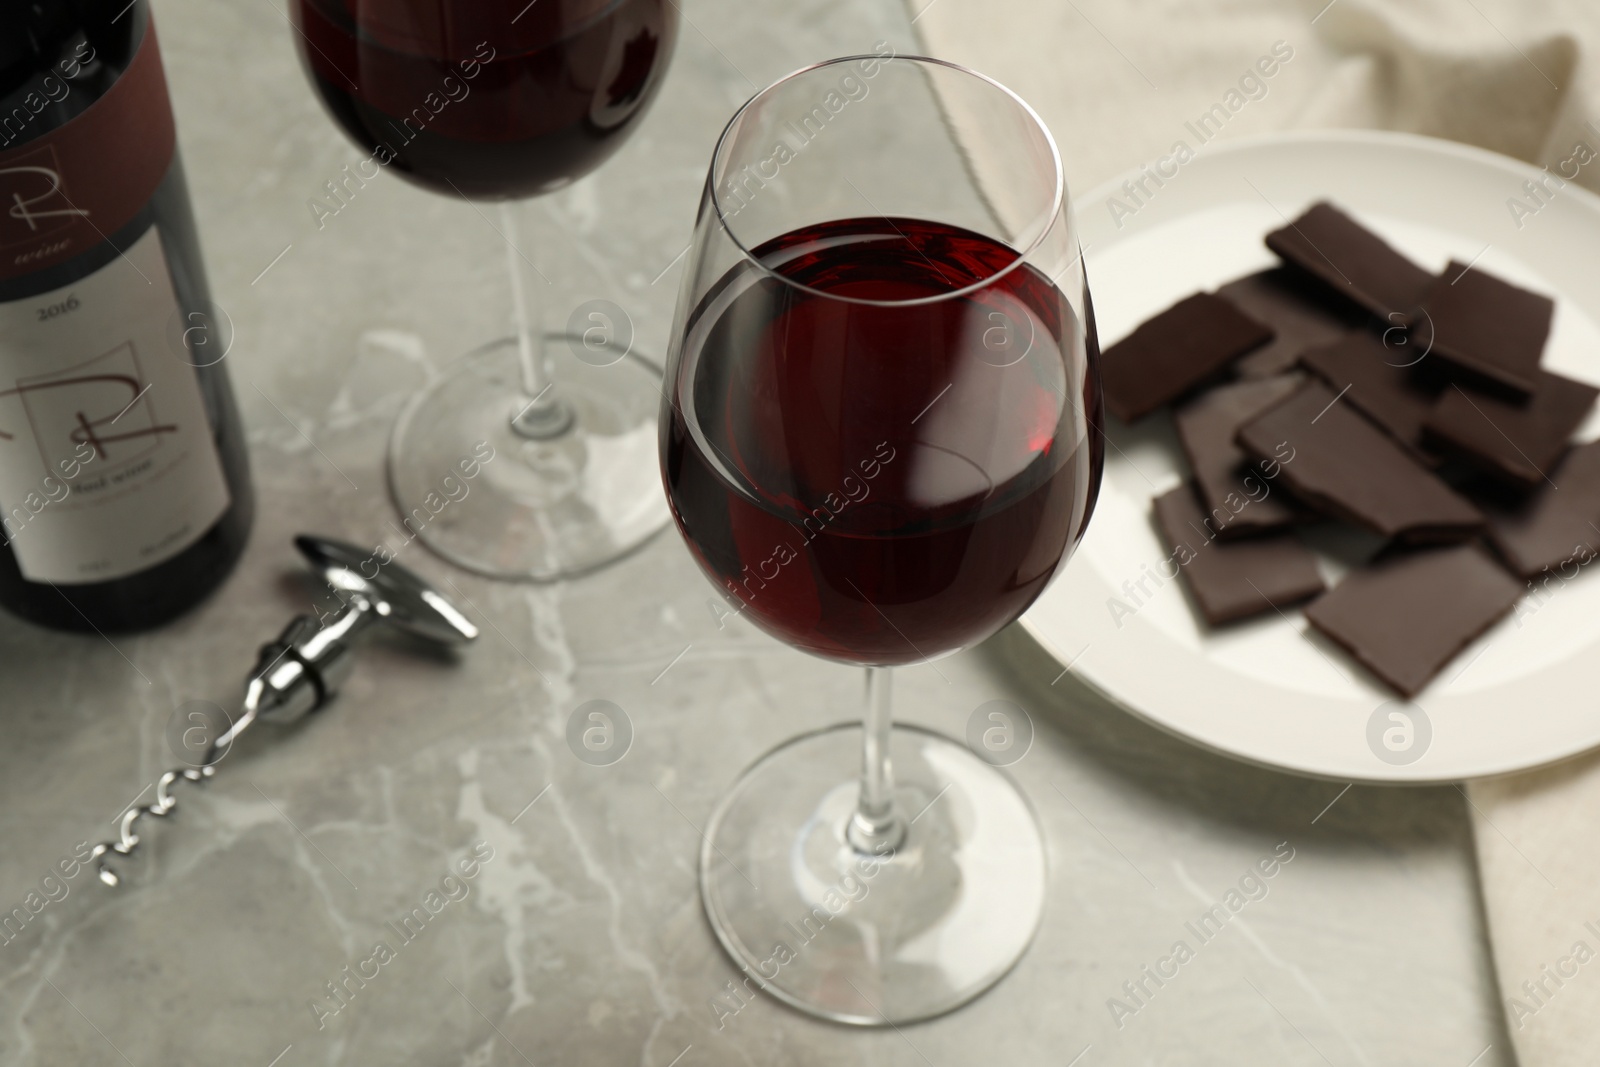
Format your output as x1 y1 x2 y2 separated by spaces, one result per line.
660 55 1102 1024
290 0 678 578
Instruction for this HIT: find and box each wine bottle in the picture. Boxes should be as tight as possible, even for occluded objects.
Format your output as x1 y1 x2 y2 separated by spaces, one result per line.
0 0 252 633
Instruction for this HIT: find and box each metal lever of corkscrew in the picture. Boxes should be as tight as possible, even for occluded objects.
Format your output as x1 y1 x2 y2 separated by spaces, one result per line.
89 535 478 887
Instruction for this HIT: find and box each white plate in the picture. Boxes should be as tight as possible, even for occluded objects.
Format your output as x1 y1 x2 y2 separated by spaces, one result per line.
1021 129 1600 784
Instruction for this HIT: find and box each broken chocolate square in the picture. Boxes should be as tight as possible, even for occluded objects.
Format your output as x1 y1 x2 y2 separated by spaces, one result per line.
1173 376 1309 538
1483 440 1600 579
1100 292 1274 422
1303 542 1523 697
1264 201 1435 320
1235 380 1483 543
1216 268 1364 379
1412 262 1552 397
1423 373 1598 487
1152 482 1325 625
1299 331 1443 462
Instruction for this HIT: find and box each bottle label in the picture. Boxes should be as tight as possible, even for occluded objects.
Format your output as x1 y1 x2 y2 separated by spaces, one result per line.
0 226 230 583
0 21 176 282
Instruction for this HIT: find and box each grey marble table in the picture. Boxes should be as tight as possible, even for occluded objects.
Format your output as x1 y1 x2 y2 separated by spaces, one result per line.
0 0 1514 1064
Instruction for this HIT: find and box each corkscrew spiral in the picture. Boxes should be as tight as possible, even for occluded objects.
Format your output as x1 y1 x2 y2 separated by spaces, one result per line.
90 766 216 886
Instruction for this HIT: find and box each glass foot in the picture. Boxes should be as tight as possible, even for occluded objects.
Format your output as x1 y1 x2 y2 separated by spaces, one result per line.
701 723 1047 1026
387 334 670 580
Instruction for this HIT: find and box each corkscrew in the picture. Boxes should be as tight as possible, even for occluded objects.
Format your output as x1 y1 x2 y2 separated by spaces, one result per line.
89 535 478 886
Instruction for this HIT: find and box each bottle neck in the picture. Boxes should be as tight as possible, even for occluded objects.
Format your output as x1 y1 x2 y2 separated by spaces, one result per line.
0 3 173 287
0 1 144 153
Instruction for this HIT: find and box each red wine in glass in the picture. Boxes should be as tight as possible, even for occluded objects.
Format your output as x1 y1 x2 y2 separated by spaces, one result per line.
664 216 1103 666
291 0 676 198
287 0 678 581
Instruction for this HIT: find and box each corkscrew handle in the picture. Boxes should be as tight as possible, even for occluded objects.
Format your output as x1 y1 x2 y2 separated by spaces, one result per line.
90 536 477 887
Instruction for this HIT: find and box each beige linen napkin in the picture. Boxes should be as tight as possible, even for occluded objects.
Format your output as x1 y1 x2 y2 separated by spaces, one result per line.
908 1 1600 1062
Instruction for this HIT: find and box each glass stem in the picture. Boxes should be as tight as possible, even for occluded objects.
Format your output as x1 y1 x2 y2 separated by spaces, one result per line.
848 666 906 854
501 201 572 440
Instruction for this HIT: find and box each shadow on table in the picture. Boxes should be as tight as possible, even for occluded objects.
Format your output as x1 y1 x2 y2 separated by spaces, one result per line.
985 622 1472 844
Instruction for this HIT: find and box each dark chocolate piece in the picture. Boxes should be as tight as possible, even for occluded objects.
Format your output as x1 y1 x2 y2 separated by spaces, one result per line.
1264 201 1435 320
1217 268 1363 379
1303 542 1522 697
1299 332 1443 462
1173 376 1308 538
1100 292 1274 422
1423 374 1598 487
1483 440 1600 579
1152 482 1324 625
1235 380 1483 543
1412 262 1552 397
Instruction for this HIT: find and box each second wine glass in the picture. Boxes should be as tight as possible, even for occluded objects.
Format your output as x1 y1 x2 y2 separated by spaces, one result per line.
661 55 1103 1024
291 0 679 578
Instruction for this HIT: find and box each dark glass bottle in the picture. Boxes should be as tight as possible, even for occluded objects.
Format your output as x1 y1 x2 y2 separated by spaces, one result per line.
0 0 252 632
